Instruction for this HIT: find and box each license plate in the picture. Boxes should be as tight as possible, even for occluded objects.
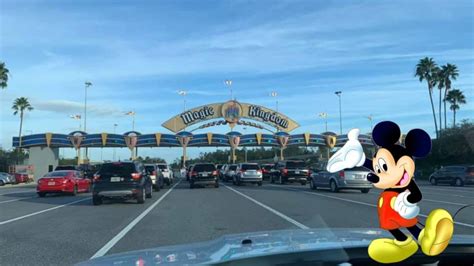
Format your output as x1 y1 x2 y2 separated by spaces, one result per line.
48 182 55 186
110 177 121 182
202 173 208 177
356 174 364 179
295 171 300 174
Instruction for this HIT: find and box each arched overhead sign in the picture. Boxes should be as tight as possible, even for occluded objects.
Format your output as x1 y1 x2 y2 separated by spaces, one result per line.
162 100 300 133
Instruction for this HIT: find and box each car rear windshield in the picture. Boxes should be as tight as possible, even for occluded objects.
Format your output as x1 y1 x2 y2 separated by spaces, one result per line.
229 165 237 170
194 164 216 172
346 166 368 171
145 166 155 174
157 164 168 170
286 161 306 168
55 166 76 170
45 171 71 177
99 163 135 178
242 164 260 170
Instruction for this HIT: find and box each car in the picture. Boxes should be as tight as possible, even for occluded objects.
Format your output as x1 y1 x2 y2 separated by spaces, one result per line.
55 165 77 171
14 173 30 184
222 164 238 182
218 164 227 180
233 163 263 186
92 161 153 205
429 165 474 186
309 165 373 193
37 170 91 197
157 163 173 186
216 164 224 179
270 160 310 185
144 164 164 191
189 163 219 189
0 172 14 185
260 164 273 180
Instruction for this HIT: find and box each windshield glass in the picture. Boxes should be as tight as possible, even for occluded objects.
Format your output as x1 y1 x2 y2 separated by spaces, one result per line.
45 171 71 177
1 1 472 265
193 164 216 172
286 161 306 168
242 164 260 170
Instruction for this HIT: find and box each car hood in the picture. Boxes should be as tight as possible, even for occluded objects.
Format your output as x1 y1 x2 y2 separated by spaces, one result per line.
77 228 473 265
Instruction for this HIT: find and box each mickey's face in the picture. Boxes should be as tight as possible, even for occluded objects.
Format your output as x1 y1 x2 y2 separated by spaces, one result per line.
370 148 415 189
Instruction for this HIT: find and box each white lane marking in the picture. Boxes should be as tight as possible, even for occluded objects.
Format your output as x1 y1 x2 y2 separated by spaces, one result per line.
366 191 468 206
269 185 474 229
0 190 36 196
0 197 35 204
0 197 91 226
90 181 180 259
225 185 309 230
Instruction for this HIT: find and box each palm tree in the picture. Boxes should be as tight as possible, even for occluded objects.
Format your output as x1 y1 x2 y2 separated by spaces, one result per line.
445 89 466 127
12 97 34 151
440 63 459 130
0 62 10 89
415 57 439 138
434 67 444 131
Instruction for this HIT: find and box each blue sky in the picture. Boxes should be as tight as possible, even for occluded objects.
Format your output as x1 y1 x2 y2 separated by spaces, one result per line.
1 0 473 163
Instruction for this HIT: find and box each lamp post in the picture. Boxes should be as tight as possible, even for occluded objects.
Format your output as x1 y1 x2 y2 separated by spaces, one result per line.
84 81 92 161
270 91 279 131
113 123 118 161
224 80 233 100
318 112 328 132
334 91 342 135
243 127 248 162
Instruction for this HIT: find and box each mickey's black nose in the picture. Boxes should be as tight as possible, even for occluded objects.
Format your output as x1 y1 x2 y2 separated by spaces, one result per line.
367 173 379 183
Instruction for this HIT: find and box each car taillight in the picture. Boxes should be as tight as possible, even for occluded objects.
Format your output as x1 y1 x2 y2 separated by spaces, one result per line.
62 179 68 184
307 170 312 177
152 171 157 176
131 173 142 180
240 169 246 173
257 170 262 174
212 171 218 176
282 169 288 175
93 174 101 181
339 171 345 178
191 171 197 176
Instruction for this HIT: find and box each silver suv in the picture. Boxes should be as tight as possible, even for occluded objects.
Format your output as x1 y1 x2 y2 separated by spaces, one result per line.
429 165 474 186
234 163 263 186
309 165 372 193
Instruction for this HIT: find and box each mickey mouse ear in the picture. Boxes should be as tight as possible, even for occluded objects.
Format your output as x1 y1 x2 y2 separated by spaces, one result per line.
372 121 400 146
405 129 431 158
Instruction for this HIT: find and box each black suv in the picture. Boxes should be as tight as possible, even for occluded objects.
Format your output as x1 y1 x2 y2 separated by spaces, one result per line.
92 161 153 205
189 163 219 189
271 160 310 185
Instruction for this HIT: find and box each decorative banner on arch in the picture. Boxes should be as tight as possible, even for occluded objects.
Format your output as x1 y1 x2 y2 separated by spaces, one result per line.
101 133 108 146
255 133 262 145
323 132 337 148
206 133 213 145
275 132 290 148
45 133 53 147
304 133 311 146
155 133 162 146
68 131 87 150
229 136 241 149
176 132 193 148
124 133 138 150
162 101 299 133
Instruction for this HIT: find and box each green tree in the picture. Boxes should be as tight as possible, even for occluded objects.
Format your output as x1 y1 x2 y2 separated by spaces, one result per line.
439 64 459 130
12 97 34 151
0 62 10 89
445 89 466 127
415 57 440 138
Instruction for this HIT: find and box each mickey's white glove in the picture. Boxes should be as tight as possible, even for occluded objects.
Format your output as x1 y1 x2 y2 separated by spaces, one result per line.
394 191 420 219
326 129 366 173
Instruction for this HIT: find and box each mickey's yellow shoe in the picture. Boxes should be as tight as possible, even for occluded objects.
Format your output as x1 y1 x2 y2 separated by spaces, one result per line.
419 209 454 256
368 237 418 263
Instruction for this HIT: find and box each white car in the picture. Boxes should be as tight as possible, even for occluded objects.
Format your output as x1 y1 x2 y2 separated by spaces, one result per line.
233 163 263 186
157 163 173 186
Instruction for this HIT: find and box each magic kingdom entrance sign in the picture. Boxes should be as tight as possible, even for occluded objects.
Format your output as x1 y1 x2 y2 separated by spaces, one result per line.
162 100 300 132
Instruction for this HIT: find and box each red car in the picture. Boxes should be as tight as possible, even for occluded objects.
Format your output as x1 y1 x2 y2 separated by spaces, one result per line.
14 173 29 184
37 170 91 197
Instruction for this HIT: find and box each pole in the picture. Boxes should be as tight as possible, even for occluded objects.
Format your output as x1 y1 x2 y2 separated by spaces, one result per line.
244 147 247 162
280 148 284 160
183 146 187 168
232 148 236 164
132 112 135 131
335 91 342 134
113 124 117 161
84 81 92 161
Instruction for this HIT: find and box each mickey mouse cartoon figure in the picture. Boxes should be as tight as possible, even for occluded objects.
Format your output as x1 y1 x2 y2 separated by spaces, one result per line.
327 121 454 264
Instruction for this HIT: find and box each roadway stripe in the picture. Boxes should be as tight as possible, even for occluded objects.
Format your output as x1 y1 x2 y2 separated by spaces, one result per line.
268 185 474 229
366 191 468 206
225 185 309 230
0 190 36 196
0 197 35 204
90 181 180 259
0 197 91 226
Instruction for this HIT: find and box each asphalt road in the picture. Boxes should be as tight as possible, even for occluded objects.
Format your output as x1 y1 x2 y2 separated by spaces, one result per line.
1 179 473 265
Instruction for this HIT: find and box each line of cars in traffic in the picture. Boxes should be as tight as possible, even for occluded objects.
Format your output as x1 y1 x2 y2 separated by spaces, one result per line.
34 162 174 205
0 172 31 185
